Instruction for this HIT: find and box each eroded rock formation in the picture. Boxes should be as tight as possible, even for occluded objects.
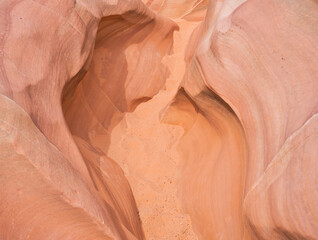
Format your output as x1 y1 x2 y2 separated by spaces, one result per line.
0 0 317 239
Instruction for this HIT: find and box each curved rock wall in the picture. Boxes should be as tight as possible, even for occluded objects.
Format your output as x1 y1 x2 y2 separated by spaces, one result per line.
0 0 317 239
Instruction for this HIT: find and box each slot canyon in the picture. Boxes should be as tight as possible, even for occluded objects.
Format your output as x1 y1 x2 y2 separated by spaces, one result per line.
0 0 317 239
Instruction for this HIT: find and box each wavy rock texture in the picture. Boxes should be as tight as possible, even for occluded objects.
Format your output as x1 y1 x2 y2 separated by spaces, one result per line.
0 0 317 239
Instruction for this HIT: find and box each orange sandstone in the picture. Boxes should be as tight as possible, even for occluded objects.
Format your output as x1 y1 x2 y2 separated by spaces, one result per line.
0 0 317 239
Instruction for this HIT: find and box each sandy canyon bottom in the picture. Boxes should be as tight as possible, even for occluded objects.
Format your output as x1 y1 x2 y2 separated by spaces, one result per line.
108 20 201 239
107 18 246 239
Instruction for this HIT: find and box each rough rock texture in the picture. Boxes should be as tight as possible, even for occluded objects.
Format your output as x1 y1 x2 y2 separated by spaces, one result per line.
0 0 317 239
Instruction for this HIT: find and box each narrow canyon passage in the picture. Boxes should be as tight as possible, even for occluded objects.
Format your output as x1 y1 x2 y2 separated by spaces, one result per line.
107 14 247 240
59 0 318 239
1 0 318 239
107 19 202 239
62 2 247 238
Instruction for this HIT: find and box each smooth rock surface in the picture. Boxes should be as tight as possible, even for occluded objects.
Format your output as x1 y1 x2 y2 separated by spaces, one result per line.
0 0 317 239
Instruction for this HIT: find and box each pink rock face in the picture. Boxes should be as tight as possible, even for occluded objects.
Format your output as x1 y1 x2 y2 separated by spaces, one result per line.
0 0 317 239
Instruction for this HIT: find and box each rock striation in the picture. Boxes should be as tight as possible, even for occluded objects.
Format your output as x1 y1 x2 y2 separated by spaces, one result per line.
0 0 317 239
